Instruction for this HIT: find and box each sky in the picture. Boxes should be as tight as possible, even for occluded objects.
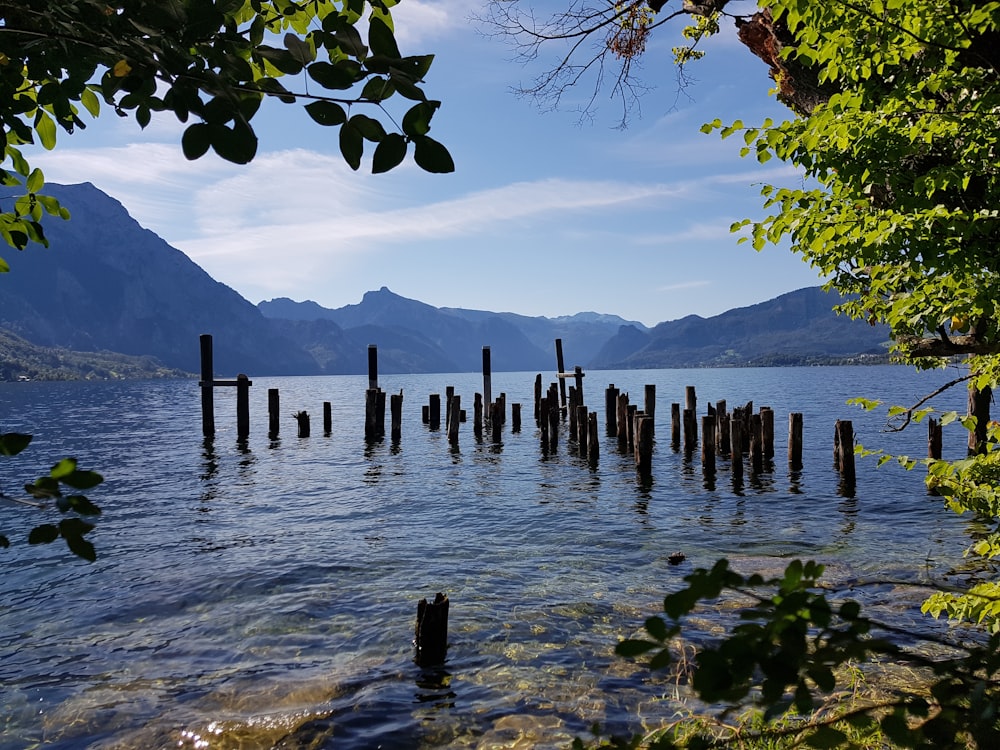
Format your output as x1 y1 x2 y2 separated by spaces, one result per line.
25 0 825 328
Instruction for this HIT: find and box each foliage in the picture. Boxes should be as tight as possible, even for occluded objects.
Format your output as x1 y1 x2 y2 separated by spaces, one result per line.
0 0 452 264
0 433 103 561
604 559 1000 749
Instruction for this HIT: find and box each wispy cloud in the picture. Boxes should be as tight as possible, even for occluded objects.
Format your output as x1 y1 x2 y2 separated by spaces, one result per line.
656 280 712 292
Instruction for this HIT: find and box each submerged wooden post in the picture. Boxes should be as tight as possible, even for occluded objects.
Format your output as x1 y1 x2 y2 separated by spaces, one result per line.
323 401 332 435
605 385 619 436
588 412 599 466
429 394 441 430
368 344 378 390
199 333 215 437
448 394 461 444
928 417 942 459
835 420 856 482
760 407 774 460
788 412 803 468
268 387 280 438
512 403 521 433
415 592 449 667
482 347 492 424
391 392 403 442
236 374 250 439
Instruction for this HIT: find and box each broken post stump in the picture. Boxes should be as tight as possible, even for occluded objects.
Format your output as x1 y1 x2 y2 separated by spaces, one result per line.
415 592 449 667
294 410 310 438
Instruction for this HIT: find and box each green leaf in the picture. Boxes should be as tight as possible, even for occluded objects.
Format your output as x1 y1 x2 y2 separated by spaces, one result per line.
80 87 101 118
64 533 96 562
25 168 44 193
57 495 102 516
0 432 32 456
368 16 401 58
304 100 347 126
211 122 258 165
307 60 363 90
372 133 406 173
339 120 363 170
28 524 59 544
50 457 78 479
182 123 212 160
60 470 103 491
412 135 454 173
284 33 314 66
35 111 57 150
615 639 658 657
350 114 386 142
402 101 437 137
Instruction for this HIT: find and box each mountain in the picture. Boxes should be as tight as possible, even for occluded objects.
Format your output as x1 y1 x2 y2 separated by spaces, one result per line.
0 182 892 380
589 287 891 368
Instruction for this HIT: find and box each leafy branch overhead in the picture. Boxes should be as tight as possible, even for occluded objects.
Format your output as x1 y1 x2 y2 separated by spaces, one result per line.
0 0 453 258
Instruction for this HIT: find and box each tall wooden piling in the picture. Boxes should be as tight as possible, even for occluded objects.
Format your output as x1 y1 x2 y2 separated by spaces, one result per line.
474 393 483 436
429 394 441 430
491 401 502 444
446 386 455 430
760 407 774 460
835 420 856 482
568 386 579 437
588 412 599 466
534 374 542 424
617 392 630 452
268 388 280 437
199 334 215 437
512 403 521 433
482 347 492 423
555 339 567 412
683 409 696 453
605 385 619 436
368 344 378 390
671 403 681 448
731 417 744 482
577 404 588 457
540 397 550 447
448 394 461 444
547 396 559 451
236 374 250 439
928 417 942 459
788 412 803 468
573 366 585 407
415 592 449 667
749 413 764 473
391 392 403 441
635 415 654 475
718 410 731 457
644 385 656 434
323 401 332 435
701 415 716 474
365 389 379 441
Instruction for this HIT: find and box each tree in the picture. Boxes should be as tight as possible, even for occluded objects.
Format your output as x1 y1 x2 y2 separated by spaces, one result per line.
488 0 1000 744
0 0 452 559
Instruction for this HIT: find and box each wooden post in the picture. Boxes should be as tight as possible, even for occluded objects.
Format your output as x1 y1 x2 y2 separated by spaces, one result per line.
446 386 455 430
323 401 332 435
577 404 588 457
365 389 379 441
367 344 378 390
268 387 280 438
376 389 385 439
671 403 681 448
617 392 630 452
760 407 774 460
499 393 506 425
731 417 743 482
547 395 559 451
605 385 619 436
928 416 942 459
391 392 403 442
683 409 696 453
968 382 992 455
236 373 250 439
568 386 578 438
539 397 550 447
588 412 599 466
429 394 441 430
701 415 716 474
448 394 461 444
482 347 492 425
491 401 502 444
294 410 310 438
555 338 567 412
474 393 483 436
718 411 731 457
750 413 763 473
636 415 654 475
685 385 697 443
512 403 521 433
574 366 584 407
788 413 803 468
628 404 638 449
534 374 542 425
422 405 429 424
415 592 449 667
644 384 656 434
199 333 215 437
835 420 856 482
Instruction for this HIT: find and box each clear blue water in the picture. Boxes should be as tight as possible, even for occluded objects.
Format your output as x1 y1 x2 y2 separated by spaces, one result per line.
0 365 979 749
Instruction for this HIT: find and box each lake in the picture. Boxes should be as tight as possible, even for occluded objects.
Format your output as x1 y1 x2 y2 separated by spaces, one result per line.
0 365 980 749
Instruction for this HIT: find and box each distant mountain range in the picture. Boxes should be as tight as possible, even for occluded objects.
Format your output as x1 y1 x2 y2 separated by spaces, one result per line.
0 182 891 380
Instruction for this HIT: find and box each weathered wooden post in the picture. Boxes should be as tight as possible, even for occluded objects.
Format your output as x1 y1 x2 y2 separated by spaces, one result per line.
534 374 542 425
702 415 716 474
628 404 638 449
568 386 579 438
576 404 588 457
540 397 550 447
760 407 774 460
429 394 441 430
323 401 332 435
499 393 506 425
482 347 492 425
750 413 764 473
718 410 731 457
547 395 559 451
671 403 681 449
236 374 250 439
685 386 698 443
683 409 696 453
199 333 215 437
491 401 502 444
415 592 449 667
512 403 521 433
448 394 461 444
555 339 567 413
588 412 599 466
446 386 455 430
368 344 378 390
968 383 992 455
474 393 483 436
635 415 654 475
788 412 804 468
365 389 379 441
422 405 429 424
268 387 280 438
391 391 403 442
294 410 310 438
644 384 656 434
928 416 942 459
605 385 619 436
835 420 856 482
731 417 744 482
617 392 630 452
573 366 585 407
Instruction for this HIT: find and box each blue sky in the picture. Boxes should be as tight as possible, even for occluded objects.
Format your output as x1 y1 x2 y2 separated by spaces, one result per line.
27 0 824 328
